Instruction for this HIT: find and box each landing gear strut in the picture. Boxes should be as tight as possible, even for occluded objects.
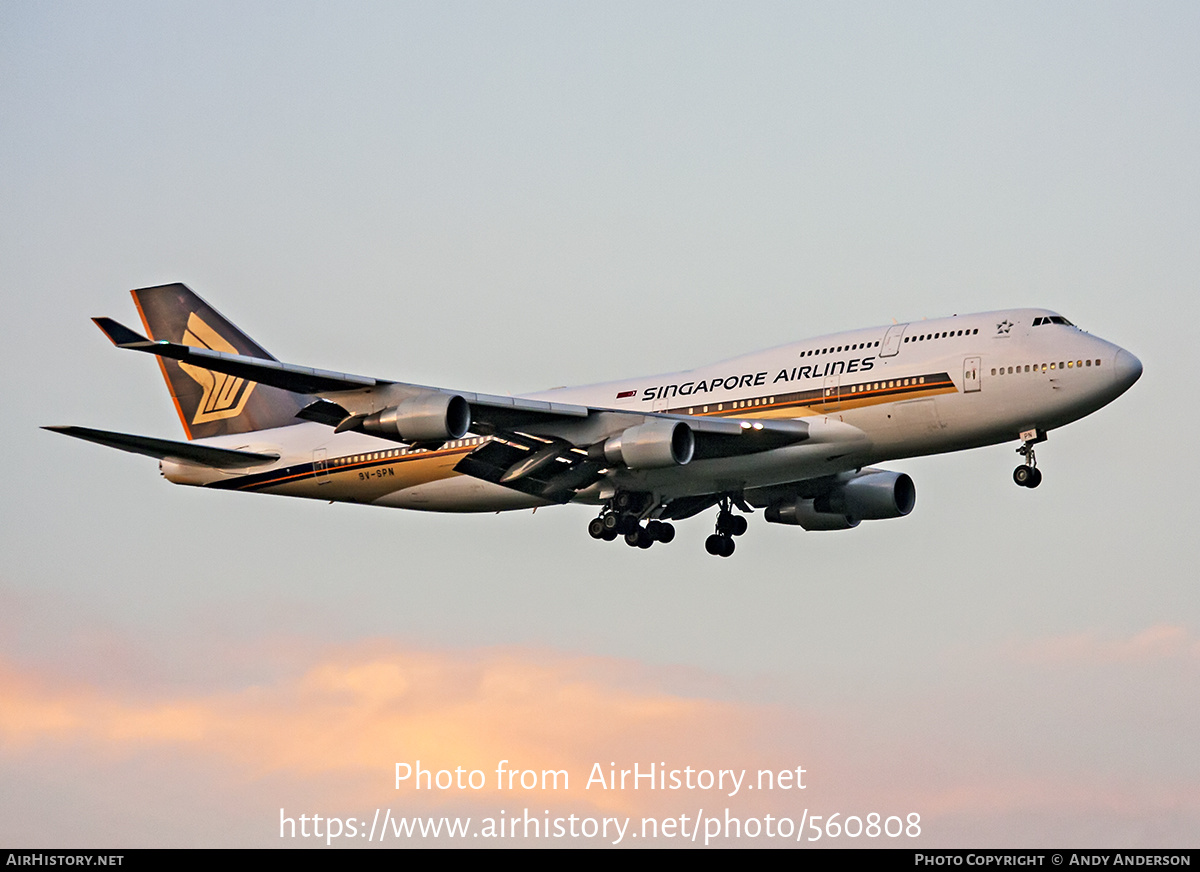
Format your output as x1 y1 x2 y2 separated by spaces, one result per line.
1013 429 1045 489
587 492 675 548
705 497 748 558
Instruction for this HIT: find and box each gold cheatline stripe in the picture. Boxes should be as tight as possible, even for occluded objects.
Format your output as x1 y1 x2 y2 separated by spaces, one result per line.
672 374 956 417
226 443 480 491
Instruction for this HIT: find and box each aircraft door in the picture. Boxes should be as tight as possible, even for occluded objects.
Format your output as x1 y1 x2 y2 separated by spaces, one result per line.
822 374 840 410
879 323 908 357
313 448 330 484
963 357 981 393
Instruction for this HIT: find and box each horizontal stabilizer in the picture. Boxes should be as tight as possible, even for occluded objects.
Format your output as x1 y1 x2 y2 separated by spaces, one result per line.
43 426 279 468
92 317 382 394
92 316 147 346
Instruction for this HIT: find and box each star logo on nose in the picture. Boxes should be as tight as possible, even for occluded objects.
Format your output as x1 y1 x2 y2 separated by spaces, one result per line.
996 319 1013 335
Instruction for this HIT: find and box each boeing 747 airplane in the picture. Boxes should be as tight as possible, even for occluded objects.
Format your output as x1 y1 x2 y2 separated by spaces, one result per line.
47 284 1142 556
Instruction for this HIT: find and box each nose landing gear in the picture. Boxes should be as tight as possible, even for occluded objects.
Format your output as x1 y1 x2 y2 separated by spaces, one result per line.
1013 428 1046 488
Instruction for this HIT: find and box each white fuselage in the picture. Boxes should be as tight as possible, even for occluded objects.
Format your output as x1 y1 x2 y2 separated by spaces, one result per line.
162 309 1141 512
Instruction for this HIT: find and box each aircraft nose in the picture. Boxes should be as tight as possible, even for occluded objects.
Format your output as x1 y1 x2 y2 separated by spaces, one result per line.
1113 348 1143 392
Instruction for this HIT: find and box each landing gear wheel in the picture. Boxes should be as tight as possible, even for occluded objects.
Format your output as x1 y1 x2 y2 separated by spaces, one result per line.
626 526 653 548
705 534 735 557
602 513 620 532
588 517 606 539
656 522 676 544
1027 467 1042 488
709 496 749 555
1013 465 1033 487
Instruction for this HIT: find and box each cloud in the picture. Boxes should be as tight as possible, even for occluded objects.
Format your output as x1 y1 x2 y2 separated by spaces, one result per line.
0 642 774 813
1008 624 1200 665
2 637 1197 846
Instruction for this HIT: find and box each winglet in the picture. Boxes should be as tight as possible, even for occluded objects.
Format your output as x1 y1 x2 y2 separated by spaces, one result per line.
92 317 152 347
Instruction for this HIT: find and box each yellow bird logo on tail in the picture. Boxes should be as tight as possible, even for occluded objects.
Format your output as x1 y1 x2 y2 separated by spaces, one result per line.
178 313 257 424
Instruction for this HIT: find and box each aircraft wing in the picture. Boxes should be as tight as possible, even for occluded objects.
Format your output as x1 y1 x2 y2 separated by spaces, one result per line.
450 417 815 504
91 317 816 501
92 317 591 420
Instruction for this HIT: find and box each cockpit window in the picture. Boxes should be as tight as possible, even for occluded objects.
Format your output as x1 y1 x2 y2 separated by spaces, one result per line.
1033 315 1074 327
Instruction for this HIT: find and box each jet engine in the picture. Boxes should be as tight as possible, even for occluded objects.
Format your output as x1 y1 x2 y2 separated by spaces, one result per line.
360 393 472 442
765 499 860 530
765 470 915 530
593 419 695 469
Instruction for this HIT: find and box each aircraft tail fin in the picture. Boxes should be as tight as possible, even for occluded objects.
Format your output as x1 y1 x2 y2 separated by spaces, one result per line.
129 283 306 439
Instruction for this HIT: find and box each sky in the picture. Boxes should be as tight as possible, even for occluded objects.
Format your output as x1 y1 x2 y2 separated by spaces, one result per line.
2 0 1198 848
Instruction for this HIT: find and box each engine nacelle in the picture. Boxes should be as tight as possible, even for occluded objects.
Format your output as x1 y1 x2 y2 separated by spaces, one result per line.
765 499 860 531
764 471 915 531
596 419 694 469
814 470 915 520
361 393 471 442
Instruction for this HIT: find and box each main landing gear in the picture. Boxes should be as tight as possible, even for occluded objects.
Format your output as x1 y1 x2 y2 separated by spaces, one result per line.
1013 429 1046 489
587 491 676 549
705 497 748 558
588 492 750 556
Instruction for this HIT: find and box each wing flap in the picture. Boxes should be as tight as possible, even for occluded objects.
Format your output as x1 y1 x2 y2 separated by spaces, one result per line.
453 437 604 503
